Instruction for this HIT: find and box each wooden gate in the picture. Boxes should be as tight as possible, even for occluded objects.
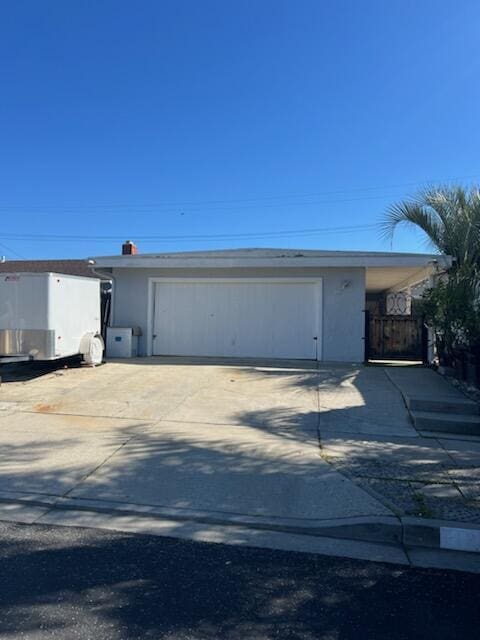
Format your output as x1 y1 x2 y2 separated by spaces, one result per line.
365 312 427 361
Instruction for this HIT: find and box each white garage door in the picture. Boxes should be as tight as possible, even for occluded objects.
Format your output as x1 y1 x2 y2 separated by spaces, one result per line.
152 279 322 359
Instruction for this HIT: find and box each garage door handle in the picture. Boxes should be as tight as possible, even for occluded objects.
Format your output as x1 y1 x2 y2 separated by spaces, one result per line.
153 334 157 339
313 336 318 340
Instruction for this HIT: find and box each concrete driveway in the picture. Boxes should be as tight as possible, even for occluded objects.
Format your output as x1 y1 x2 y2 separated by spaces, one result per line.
0 358 408 533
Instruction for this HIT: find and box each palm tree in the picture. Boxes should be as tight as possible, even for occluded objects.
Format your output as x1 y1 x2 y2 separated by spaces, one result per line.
382 186 480 366
381 185 480 270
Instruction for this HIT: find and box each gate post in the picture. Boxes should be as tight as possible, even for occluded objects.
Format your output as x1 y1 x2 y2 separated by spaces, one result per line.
421 316 429 364
363 309 370 363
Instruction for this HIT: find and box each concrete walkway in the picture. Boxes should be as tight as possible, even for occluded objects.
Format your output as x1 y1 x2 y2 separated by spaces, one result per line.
385 366 473 400
319 365 480 526
385 366 480 435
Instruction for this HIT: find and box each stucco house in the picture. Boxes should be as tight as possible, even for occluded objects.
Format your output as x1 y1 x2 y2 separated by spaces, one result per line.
90 245 452 363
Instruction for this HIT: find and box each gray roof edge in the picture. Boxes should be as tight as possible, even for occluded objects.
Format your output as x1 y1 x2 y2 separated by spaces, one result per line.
90 247 447 260
89 247 452 268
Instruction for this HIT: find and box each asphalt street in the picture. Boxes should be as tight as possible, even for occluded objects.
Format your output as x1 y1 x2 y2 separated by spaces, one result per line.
0 521 479 639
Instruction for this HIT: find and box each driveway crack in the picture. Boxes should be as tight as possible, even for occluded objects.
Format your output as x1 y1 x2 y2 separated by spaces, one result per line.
32 435 138 524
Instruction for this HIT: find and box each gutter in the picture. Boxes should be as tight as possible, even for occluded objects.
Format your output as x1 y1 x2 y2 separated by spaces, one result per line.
86 261 116 327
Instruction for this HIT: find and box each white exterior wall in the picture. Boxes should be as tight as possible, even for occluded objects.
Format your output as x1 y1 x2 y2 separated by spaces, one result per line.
111 267 366 363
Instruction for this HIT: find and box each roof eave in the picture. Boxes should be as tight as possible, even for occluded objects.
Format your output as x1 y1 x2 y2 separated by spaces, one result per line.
91 254 453 270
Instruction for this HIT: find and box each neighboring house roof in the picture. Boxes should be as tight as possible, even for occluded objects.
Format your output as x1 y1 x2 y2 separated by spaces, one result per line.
0 259 105 279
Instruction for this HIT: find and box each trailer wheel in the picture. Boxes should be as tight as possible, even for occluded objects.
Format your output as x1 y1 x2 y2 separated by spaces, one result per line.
81 334 104 366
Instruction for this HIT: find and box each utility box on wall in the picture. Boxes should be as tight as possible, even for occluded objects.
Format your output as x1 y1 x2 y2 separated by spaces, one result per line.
106 327 139 358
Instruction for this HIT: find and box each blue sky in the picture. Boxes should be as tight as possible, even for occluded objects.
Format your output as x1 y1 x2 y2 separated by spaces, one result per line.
0 0 479 259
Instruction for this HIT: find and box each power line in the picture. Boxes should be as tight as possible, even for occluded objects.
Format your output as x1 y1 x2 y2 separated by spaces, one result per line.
0 173 477 213
0 192 447 216
0 193 399 217
0 223 378 244
0 241 26 259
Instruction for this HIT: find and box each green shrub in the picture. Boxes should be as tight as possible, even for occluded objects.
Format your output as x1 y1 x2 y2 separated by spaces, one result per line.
419 268 480 363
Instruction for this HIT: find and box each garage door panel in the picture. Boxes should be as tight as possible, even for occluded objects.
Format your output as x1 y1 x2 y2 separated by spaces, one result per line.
153 281 320 359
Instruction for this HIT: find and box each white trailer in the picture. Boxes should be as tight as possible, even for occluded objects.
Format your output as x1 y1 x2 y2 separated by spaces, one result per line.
0 272 104 365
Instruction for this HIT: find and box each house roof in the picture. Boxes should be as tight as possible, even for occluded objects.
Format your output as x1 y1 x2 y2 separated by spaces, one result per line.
90 247 452 270
89 247 453 293
0 259 107 279
92 247 444 260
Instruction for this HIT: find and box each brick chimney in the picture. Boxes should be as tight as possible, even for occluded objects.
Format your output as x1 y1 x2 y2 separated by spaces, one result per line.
122 240 138 255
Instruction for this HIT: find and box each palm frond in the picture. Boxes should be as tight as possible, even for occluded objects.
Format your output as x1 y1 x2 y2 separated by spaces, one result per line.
379 199 443 247
380 185 480 266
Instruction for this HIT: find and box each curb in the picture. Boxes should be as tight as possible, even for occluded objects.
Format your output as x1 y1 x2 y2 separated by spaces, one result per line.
402 516 480 553
0 492 401 544
1 492 480 553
